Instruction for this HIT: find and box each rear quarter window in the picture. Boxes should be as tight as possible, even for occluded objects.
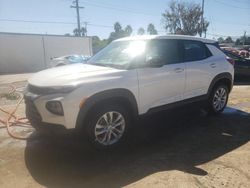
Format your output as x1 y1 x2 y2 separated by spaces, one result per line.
183 40 212 62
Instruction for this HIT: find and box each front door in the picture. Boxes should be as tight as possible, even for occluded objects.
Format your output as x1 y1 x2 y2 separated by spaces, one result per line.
137 39 186 114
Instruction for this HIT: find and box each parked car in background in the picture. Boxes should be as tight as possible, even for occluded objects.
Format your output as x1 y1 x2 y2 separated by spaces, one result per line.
223 50 250 77
239 50 250 59
50 55 91 67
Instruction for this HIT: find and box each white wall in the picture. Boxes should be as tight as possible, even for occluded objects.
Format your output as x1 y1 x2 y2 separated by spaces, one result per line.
0 33 92 74
0 33 45 73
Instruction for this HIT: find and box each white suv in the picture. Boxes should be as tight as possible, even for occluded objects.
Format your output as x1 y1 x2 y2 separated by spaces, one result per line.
25 35 234 149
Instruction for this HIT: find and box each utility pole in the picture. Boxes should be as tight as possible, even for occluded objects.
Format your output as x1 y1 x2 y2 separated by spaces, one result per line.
201 0 205 38
71 0 84 36
243 31 246 46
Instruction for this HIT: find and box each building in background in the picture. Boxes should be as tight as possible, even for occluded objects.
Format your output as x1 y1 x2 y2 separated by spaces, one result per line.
0 32 92 74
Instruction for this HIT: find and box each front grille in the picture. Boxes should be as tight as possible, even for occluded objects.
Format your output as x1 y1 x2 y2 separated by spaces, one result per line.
24 96 42 127
27 84 74 95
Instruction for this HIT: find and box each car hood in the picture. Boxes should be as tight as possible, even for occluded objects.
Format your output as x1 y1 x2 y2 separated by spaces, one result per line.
28 63 124 87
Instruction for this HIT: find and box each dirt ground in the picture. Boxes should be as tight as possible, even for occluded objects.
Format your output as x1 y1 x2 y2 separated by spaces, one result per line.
0 74 250 188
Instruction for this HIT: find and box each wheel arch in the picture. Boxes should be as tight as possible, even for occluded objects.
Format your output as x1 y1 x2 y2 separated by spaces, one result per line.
75 88 138 130
207 72 233 95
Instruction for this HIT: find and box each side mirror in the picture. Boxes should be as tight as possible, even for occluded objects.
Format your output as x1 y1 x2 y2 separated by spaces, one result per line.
146 56 165 68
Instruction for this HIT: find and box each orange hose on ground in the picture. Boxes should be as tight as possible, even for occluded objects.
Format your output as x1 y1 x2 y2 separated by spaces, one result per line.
0 85 33 140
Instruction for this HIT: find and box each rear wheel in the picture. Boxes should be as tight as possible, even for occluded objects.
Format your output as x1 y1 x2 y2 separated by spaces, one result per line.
206 84 229 115
85 104 131 149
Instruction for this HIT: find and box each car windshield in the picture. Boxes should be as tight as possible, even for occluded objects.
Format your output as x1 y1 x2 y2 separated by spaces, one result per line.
87 40 146 69
68 55 84 63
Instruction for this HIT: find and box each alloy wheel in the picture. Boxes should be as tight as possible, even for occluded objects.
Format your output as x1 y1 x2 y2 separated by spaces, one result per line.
213 87 227 111
94 111 126 145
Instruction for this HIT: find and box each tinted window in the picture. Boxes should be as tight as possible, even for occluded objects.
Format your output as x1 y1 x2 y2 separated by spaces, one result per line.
183 40 209 62
146 39 181 65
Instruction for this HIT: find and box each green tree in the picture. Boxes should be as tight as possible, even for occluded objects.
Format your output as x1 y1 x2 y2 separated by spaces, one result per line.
73 28 79 36
125 25 133 36
137 27 145 35
162 0 209 36
108 22 127 43
235 38 241 45
217 37 224 43
73 27 87 37
114 22 122 33
241 36 250 45
147 23 158 35
92 36 108 54
224 36 234 43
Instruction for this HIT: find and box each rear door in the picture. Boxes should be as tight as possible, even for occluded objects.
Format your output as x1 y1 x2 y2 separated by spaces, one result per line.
181 40 214 99
137 39 186 114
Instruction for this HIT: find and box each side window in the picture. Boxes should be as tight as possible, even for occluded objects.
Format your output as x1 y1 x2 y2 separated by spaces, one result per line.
183 40 210 62
146 39 181 65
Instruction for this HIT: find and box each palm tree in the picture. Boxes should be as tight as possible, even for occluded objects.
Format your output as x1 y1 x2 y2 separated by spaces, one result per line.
114 22 122 33
125 25 133 36
73 27 87 37
80 27 87 36
73 28 79 36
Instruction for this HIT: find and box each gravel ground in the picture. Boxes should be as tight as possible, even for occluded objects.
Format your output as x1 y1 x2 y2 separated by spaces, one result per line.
0 75 250 188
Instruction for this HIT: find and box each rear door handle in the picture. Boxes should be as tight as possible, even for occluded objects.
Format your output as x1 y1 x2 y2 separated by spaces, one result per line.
174 68 184 73
210 63 216 68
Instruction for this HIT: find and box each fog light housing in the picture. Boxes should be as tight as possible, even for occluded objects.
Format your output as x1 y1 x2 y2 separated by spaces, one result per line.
46 101 64 116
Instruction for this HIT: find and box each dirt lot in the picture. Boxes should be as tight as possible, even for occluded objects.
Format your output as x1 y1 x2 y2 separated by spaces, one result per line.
0 74 250 188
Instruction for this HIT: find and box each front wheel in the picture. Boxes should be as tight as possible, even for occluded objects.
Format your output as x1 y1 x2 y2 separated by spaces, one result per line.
86 104 131 149
206 84 229 115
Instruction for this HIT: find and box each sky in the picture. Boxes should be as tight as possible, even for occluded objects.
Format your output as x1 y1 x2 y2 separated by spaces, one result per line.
0 0 249 39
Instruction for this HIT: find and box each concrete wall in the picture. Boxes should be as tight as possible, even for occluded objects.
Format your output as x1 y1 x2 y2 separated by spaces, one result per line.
0 33 92 74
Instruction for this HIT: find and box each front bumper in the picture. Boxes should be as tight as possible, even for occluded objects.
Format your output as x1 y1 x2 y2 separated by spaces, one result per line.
24 92 66 132
24 91 76 130
24 93 43 129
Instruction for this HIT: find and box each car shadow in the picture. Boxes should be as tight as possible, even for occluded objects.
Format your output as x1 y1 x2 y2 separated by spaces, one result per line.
25 106 250 188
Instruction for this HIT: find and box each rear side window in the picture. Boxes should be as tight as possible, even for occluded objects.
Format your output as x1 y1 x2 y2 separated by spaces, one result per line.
146 39 181 65
183 40 211 62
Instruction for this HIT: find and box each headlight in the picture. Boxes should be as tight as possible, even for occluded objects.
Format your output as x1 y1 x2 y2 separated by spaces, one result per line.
46 101 64 115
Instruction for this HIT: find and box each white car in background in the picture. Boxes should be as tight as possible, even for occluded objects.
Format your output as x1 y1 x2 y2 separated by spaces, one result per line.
50 55 91 67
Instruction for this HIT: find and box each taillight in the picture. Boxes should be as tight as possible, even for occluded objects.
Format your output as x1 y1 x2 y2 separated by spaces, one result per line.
226 57 235 66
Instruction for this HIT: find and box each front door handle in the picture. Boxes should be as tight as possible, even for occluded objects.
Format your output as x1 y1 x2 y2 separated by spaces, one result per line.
210 63 216 68
174 68 184 73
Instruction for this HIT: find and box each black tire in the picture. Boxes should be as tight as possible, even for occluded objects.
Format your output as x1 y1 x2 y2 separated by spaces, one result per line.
206 84 229 115
85 103 131 150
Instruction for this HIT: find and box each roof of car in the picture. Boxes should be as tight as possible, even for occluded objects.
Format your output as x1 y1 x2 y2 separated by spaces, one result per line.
115 35 216 44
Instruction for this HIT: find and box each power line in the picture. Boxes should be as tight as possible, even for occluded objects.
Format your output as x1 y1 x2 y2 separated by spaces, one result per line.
87 23 113 28
208 18 250 26
227 0 250 4
80 1 158 17
213 0 250 9
206 32 245 38
0 18 114 29
0 19 76 25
